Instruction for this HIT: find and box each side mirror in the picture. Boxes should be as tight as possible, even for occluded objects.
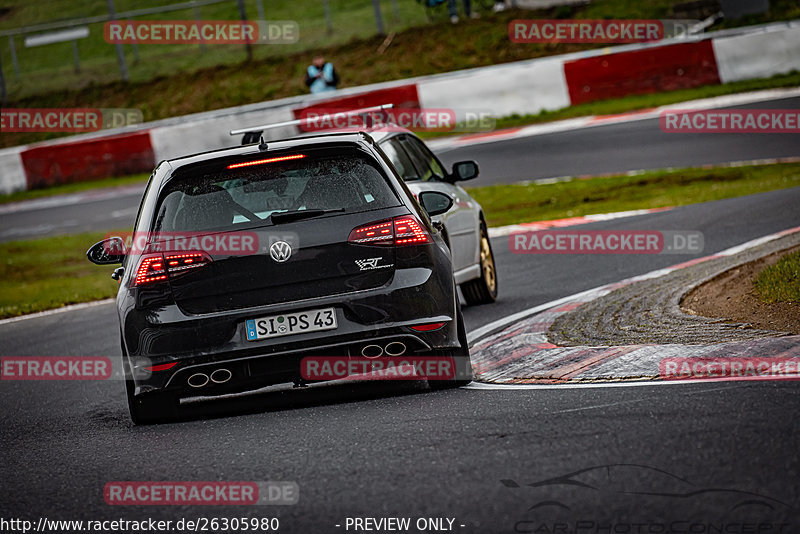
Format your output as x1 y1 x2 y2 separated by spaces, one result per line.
451 160 479 182
87 237 126 265
418 191 454 217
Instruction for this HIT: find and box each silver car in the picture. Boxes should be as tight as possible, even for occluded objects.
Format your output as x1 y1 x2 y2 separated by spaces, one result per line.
372 129 498 305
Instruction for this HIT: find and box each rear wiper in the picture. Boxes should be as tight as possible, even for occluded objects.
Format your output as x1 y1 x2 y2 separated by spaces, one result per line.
270 208 344 224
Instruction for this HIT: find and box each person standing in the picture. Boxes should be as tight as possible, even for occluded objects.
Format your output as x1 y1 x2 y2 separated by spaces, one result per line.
448 0 477 23
305 56 339 94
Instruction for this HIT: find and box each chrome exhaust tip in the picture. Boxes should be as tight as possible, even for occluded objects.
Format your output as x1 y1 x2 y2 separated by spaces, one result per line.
210 368 232 384
187 372 209 388
384 341 407 356
361 344 384 358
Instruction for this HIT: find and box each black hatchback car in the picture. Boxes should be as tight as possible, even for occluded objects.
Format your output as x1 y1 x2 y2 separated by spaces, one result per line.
88 131 474 423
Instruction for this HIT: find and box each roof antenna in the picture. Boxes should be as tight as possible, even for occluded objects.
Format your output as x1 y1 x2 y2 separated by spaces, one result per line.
258 135 269 151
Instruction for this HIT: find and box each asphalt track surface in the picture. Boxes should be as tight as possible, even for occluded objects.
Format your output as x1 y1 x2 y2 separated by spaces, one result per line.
1 96 798 242
2 186 800 531
439 96 800 187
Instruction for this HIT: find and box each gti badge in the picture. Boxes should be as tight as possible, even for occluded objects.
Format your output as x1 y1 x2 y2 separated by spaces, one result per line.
355 257 392 270
269 241 293 263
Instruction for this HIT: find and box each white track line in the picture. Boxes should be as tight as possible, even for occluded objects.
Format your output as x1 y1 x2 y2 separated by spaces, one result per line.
463 377 792 390
0 299 114 326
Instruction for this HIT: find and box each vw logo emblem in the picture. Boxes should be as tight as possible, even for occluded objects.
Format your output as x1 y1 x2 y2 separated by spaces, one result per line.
269 241 292 263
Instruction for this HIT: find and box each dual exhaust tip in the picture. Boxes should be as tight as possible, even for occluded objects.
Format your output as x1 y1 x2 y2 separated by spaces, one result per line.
187 344 406 386
361 341 406 358
187 368 232 388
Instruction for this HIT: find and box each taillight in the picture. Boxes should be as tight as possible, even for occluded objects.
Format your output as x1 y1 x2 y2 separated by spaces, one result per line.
393 216 430 245
144 362 179 372
410 322 447 332
134 254 168 286
165 252 211 273
132 252 212 286
348 216 431 246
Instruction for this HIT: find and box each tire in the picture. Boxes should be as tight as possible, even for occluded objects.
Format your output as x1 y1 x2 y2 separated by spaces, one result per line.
122 347 179 425
429 308 474 389
461 220 498 305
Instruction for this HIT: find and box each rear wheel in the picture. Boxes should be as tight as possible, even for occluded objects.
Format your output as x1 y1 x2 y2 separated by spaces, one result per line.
122 345 179 425
429 308 473 389
461 221 498 305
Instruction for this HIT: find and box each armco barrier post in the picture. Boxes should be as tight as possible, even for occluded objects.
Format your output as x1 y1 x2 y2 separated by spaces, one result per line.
323 0 333 34
0 51 6 104
106 0 129 81
372 0 385 36
237 0 253 61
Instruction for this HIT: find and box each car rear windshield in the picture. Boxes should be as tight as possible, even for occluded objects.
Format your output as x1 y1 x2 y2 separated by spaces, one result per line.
152 147 400 233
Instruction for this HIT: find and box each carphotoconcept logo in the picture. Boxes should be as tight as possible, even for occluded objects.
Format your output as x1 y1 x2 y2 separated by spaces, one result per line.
509 19 698 44
1 108 142 132
661 109 800 133
510 230 703 254
103 20 298 44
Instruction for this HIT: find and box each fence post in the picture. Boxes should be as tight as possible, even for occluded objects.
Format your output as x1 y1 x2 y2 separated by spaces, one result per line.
322 0 333 34
72 39 81 72
106 0 129 81
0 52 7 104
8 36 20 81
192 1 206 52
372 0 385 36
236 0 252 61
129 19 140 62
256 0 265 21
391 0 400 21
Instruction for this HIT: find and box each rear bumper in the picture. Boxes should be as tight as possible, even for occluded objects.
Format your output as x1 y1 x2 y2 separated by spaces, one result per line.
121 264 459 396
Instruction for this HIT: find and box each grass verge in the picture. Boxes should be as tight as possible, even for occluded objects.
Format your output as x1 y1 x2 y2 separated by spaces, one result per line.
0 173 149 205
0 231 122 319
755 249 800 303
3 162 799 319
466 162 800 228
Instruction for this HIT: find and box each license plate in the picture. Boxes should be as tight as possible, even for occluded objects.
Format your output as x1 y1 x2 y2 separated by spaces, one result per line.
245 308 337 341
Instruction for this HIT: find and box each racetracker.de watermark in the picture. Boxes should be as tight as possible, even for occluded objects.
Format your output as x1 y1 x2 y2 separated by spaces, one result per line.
510 230 703 254
661 109 800 133
1 357 112 380
1 108 142 132
509 19 698 43
104 481 298 505
104 20 298 44
301 356 456 381
661 357 800 381
103 230 300 256
294 108 496 133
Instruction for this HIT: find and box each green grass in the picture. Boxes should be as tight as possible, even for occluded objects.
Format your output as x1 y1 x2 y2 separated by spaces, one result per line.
0 0 431 98
0 173 149 204
0 230 123 318
755 249 800 303
466 163 800 228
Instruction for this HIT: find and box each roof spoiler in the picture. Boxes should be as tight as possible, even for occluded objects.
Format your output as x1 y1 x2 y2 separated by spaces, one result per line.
230 103 395 144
